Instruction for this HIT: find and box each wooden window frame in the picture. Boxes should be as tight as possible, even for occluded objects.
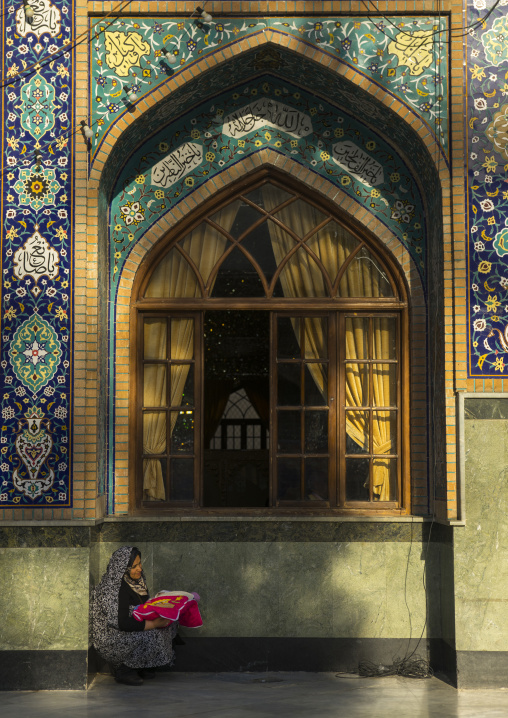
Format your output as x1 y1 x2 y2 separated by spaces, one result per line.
129 170 411 516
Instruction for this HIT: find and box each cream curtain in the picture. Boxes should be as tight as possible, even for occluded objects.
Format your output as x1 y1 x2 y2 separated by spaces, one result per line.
142 207 238 500
262 187 394 501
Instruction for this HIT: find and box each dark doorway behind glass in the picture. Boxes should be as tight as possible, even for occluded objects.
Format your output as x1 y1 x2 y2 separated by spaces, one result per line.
203 310 270 507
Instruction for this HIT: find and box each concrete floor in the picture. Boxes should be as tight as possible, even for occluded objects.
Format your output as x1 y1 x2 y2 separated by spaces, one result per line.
3 672 508 717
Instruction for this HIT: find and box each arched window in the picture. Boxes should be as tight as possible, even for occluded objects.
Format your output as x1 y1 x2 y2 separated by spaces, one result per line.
133 174 409 513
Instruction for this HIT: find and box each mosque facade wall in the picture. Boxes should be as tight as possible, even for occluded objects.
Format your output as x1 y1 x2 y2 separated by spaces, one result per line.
1 0 508 691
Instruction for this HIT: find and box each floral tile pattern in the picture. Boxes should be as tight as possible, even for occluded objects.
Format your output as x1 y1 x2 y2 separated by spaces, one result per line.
1 0 73 507
90 16 448 161
467 0 508 376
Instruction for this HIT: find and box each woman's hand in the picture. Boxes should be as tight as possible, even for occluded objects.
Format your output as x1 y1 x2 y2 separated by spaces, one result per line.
144 617 171 630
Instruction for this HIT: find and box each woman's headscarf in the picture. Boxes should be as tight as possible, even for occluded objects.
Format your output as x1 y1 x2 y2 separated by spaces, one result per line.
92 546 147 628
123 547 148 598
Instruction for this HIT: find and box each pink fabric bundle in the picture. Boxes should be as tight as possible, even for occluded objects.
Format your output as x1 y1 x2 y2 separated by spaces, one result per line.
132 591 203 628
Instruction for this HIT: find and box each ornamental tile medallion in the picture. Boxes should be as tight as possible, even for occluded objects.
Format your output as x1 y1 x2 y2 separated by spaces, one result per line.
12 406 55 501
9 314 62 393
13 165 62 211
15 0 62 39
20 73 56 140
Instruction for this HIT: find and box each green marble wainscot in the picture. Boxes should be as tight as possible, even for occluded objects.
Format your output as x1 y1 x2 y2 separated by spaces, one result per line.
0 547 90 651
453 404 508 687
90 540 444 641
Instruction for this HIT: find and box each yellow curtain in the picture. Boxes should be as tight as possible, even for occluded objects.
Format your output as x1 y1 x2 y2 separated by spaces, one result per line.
142 207 238 500
262 187 395 501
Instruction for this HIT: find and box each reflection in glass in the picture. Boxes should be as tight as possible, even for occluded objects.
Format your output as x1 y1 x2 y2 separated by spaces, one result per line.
346 458 370 501
305 458 328 500
278 410 301 453
143 412 166 454
144 365 167 407
170 458 194 501
338 247 393 298
304 364 327 406
242 223 278 285
345 411 369 453
373 458 396 501
171 411 194 453
277 458 301 500
246 183 294 212
372 364 397 407
278 363 301 406
304 411 328 453
373 411 397 454
303 317 327 359
144 319 167 360
277 317 300 359
345 363 369 407
372 317 397 360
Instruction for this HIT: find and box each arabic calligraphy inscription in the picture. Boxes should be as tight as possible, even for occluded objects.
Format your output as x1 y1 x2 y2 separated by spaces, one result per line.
13 227 60 283
332 141 384 186
104 30 151 77
151 143 203 188
222 98 313 139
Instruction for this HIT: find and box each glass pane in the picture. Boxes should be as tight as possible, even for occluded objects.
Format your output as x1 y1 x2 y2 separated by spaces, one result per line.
179 224 229 286
144 365 167 407
305 458 328 501
169 365 192 408
143 412 166 454
274 198 327 238
278 248 328 297
277 317 300 359
211 247 265 297
345 411 369 453
345 317 368 360
242 223 278 285
373 411 397 455
170 458 194 501
373 458 397 501
144 319 167 360
277 458 301 500
346 458 370 501
145 249 200 298
170 411 194 453
338 246 393 297
303 317 328 359
304 411 328 453
345 363 368 407
209 199 243 231
372 364 397 407
170 318 195 360
143 459 166 502
278 410 301 453
278 363 301 406
304 365 327 406
306 221 359 286
176 365 194 408
372 317 397 360
244 184 294 212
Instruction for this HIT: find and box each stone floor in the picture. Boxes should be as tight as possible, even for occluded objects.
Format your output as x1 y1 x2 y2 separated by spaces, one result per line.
3 672 508 717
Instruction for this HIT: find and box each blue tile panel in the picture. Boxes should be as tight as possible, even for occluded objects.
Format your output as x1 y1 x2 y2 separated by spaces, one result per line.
1 0 73 507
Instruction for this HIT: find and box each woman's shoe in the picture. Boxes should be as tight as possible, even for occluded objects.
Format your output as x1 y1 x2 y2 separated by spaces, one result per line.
115 664 144 686
139 668 156 679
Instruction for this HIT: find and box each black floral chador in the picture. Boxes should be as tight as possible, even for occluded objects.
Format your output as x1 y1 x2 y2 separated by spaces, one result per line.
91 546 177 669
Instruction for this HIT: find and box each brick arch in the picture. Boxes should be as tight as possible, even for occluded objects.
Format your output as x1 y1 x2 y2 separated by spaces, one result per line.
89 31 448 192
110 152 427 514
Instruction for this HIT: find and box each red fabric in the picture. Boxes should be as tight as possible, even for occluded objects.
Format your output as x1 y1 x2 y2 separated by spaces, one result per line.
132 591 203 628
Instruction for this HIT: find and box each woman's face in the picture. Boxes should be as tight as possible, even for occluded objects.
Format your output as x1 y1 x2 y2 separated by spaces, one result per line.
129 555 143 580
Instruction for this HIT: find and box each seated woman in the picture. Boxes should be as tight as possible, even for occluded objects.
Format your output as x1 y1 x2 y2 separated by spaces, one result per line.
91 545 178 685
